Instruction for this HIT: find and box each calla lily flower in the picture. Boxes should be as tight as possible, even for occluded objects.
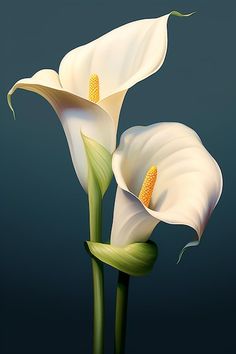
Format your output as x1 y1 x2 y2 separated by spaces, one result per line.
8 11 191 192
110 122 223 258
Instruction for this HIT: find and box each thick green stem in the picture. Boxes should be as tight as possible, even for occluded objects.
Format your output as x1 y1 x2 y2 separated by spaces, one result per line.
114 271 130 354
88 172 104 354
91 258 104 354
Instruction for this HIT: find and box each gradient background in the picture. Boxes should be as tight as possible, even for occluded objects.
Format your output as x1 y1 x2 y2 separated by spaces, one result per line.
0 0 235 353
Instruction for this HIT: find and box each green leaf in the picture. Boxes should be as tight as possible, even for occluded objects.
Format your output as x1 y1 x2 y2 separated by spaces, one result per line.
85 241 158 277
82 133 113 197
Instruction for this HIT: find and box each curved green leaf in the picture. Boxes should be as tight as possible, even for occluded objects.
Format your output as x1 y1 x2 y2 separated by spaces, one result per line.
82 133 113 197
85 241 158 276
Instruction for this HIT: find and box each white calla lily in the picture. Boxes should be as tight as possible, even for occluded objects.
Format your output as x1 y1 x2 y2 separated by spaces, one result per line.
111 122 223 258
8 11 191 192
8 69 116 191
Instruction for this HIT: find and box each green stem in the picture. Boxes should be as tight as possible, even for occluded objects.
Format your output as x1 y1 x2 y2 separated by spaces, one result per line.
88 172 104 354
114 271 130 354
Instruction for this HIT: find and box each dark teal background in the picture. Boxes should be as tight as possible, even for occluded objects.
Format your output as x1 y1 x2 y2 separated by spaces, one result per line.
1 0 235 353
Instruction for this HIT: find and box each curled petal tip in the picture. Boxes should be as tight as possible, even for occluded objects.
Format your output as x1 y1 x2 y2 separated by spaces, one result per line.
7 92 16 120
171 10 196 18
176 240 200 264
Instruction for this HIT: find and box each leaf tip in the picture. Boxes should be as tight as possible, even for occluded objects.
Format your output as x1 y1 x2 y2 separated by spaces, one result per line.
84 240 92 255
171 10 196 18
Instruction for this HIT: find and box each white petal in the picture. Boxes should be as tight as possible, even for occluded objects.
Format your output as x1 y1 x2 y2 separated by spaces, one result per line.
111 122 223 246
98 90 127 130
8 69 64 116
59 13 177 116
8 69 116 191
110 187 159 247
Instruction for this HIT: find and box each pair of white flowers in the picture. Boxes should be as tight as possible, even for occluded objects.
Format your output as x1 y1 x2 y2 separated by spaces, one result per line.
8 12 222 257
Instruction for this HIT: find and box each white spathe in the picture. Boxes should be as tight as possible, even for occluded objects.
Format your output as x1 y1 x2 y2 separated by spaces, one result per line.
8 69 116 190
111 122 223 252
8 12 187 191
59 13 175 127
